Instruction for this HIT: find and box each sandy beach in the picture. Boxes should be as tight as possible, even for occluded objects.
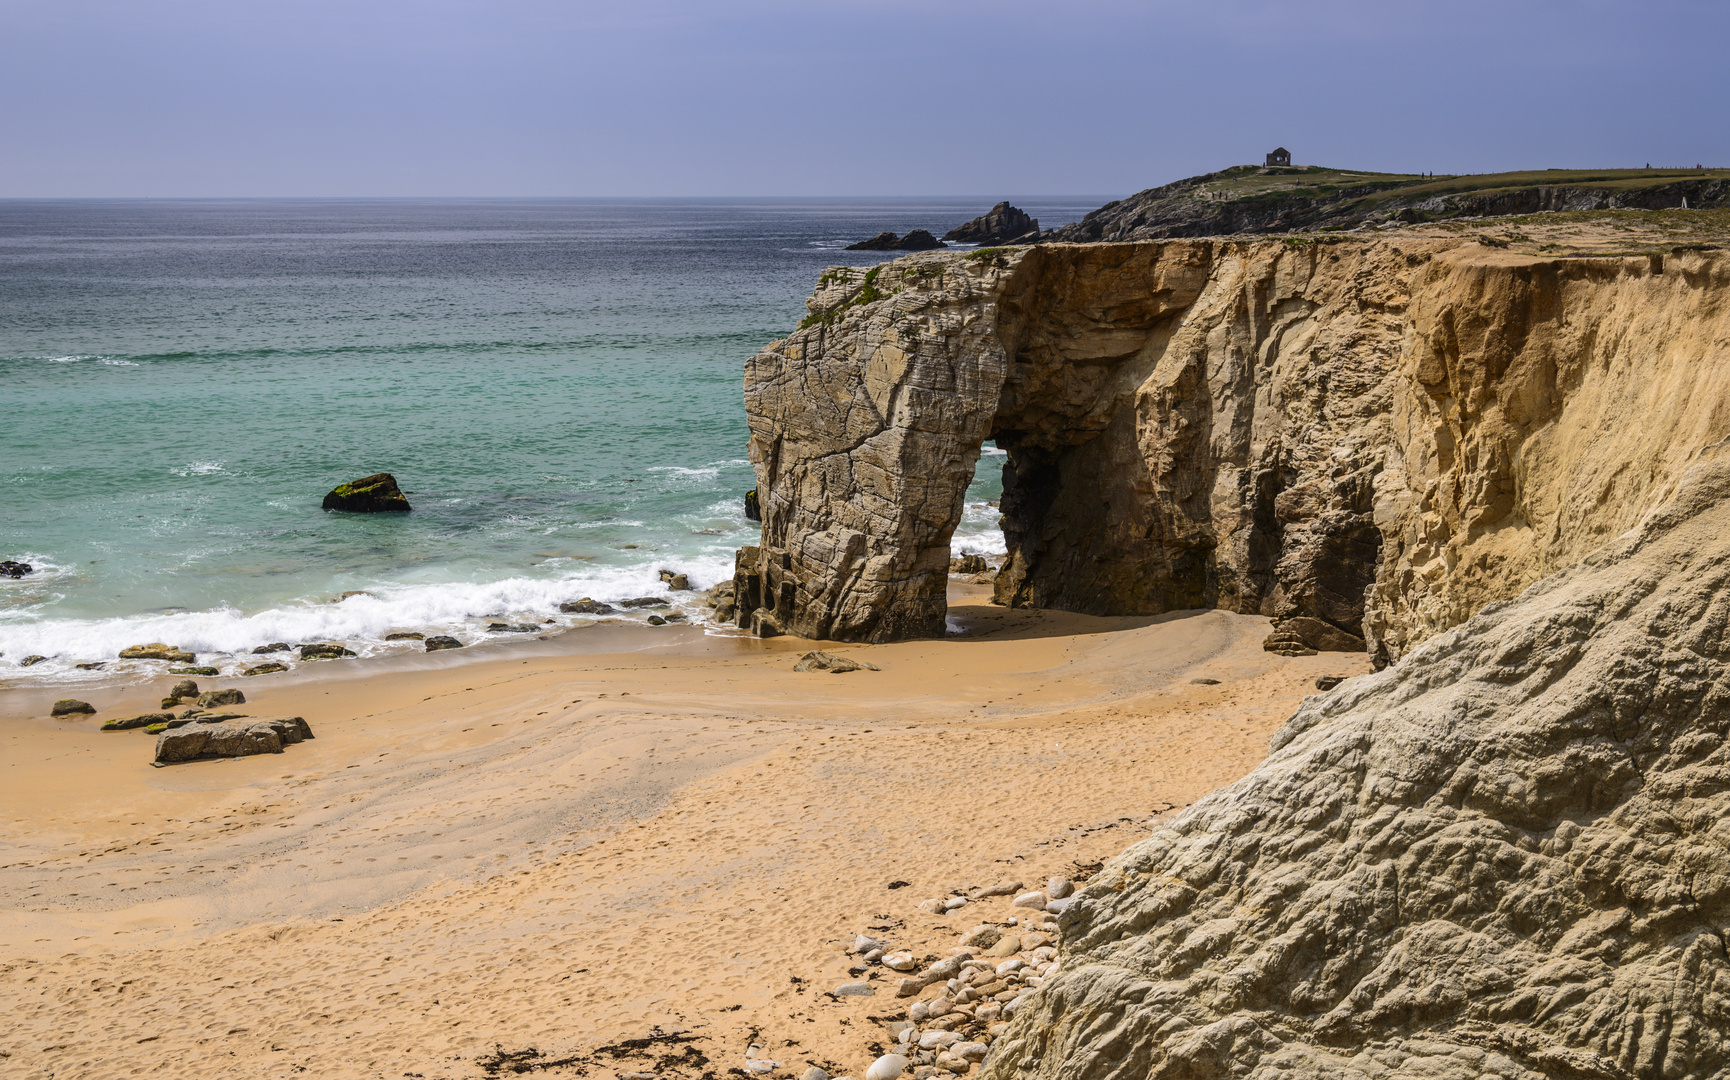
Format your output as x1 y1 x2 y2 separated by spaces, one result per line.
0 584 1365 1079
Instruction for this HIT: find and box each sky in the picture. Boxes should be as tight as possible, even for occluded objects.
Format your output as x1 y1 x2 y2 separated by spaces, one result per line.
2 0 1726 198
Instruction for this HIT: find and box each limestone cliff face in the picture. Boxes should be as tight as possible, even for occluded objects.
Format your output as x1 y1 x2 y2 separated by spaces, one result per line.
980 451 1730 1080
741 240 1730 660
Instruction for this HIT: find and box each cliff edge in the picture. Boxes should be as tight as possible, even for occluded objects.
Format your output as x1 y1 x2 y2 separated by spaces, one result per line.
739 239 1730 664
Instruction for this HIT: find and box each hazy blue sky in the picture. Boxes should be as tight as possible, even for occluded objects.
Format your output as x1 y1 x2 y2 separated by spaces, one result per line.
3 0 1725 197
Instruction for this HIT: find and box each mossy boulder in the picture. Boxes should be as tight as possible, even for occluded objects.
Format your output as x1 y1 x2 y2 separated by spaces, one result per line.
170 665 219 676
298 643 356 660
322 473 411 513
196 689 245 707
242 661 288 676
51 699 95 716
104 712 175 731
424 635 463 651
119 643 197 663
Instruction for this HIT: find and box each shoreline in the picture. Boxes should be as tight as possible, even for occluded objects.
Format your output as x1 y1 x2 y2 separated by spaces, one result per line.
0 582 1367 1078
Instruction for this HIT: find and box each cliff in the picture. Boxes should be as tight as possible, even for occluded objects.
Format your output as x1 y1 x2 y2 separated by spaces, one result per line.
1034 165 1730 241
739 238 1730 663
979 448 1730 1080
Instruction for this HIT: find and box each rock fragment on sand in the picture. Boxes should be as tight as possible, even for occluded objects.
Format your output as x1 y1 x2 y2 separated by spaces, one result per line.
1011 891 1047 909
51 699 95 716
942 896 967 911
646 614 667 625
834 980 874 996
969 881 1021 899
154 716 313 764
794 650 879 673
425 635 463 651
196 689 245 707
1044 897 1078 915
102 712 174 731
243 662 288 676
984 935 1021 958
383 631 424 641
171 665 219 676
917 897 946 914
170 679 199 698
884 952 916 971
864 1054 908 1080
802 1068 831 1080
959 925 1001 949
1046 877 1073 899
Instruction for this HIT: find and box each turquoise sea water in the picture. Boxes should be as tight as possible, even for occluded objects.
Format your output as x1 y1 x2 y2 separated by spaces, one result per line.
0 197 1105 686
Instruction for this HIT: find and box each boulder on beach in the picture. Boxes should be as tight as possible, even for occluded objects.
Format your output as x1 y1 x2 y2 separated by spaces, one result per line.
383 631 424 641
196 689 245 707
154 716 314 765
170 678 199 698
252 642 291 654
1263 615 1365 655
559 598 617 614
942 201 1039 245
321 472 411 513
0 560 33 579
793 650 879 673
424 635 463 651
170 665 219 676
20 655 47 667
51 699 96 716
659 570 692 591
298 643 356 660
119 642 197 663
242 662 288 676
846 229 945 251
616 596 667 608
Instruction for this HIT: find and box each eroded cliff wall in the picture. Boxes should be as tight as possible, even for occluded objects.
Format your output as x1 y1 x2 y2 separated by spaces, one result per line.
741 240 1730 659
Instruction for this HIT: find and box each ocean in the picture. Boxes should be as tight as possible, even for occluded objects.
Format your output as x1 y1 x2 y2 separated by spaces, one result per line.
0 196 1107 686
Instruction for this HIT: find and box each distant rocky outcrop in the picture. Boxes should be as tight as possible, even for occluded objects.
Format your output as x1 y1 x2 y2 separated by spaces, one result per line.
982 451 1730 1080
738 240 1730 661
943 202 1038 245
322 472 411 513
847 230 945 252
1038 165 1730 242
154 716 313 764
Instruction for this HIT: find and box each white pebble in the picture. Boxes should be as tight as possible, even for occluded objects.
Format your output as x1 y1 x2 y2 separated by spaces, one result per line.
803 1069 832 1080
884 952 917 971
855 934 887 954
1044 897 1078 915
746 1062 778 1075
919 1030 962 1050
1011 891 1047 909
1046 877 1074 899
917 897 946 914
995 958 1026 976
943 896 968 911
908 1001 931 1021
864 948 885 963
956 1042 990 1062
864 1054 909 1080
835 981 875 996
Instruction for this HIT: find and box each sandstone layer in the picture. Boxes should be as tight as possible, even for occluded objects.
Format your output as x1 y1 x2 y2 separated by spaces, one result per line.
980 449 1730 1080
740 240 1730 661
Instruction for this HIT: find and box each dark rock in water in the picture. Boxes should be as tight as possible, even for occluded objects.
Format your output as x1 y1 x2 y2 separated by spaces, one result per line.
322 472 411 513
75 662 106 670
21 654 47 667
487 622 538 633
1315 675 1345 690
154 715 313 765
170 679 199 698
119 642 197 663
846 230 946 251
0 560 34 579
617 597 668 609
744 488 761 521
646 614 667 626
793 650 879 673
1264 615 1366 655
383 631 424 641
103 712 175 731
197 689 245 707
943 202 1039 245
335 590 370 601
298 643 356 660
243 662 288 676
51 699 96 716
664 612 687 623
252 642 291 654
424 635 463 651
559 598 617 615
170 665 219 676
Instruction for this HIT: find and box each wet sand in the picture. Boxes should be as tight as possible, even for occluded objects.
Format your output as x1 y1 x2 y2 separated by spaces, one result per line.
0 586 1367 1079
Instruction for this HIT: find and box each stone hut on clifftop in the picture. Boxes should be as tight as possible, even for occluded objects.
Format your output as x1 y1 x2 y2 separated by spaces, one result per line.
1265 146 1291 166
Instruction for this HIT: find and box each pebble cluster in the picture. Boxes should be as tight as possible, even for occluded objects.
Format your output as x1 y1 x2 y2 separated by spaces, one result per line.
813 876 1078 1080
